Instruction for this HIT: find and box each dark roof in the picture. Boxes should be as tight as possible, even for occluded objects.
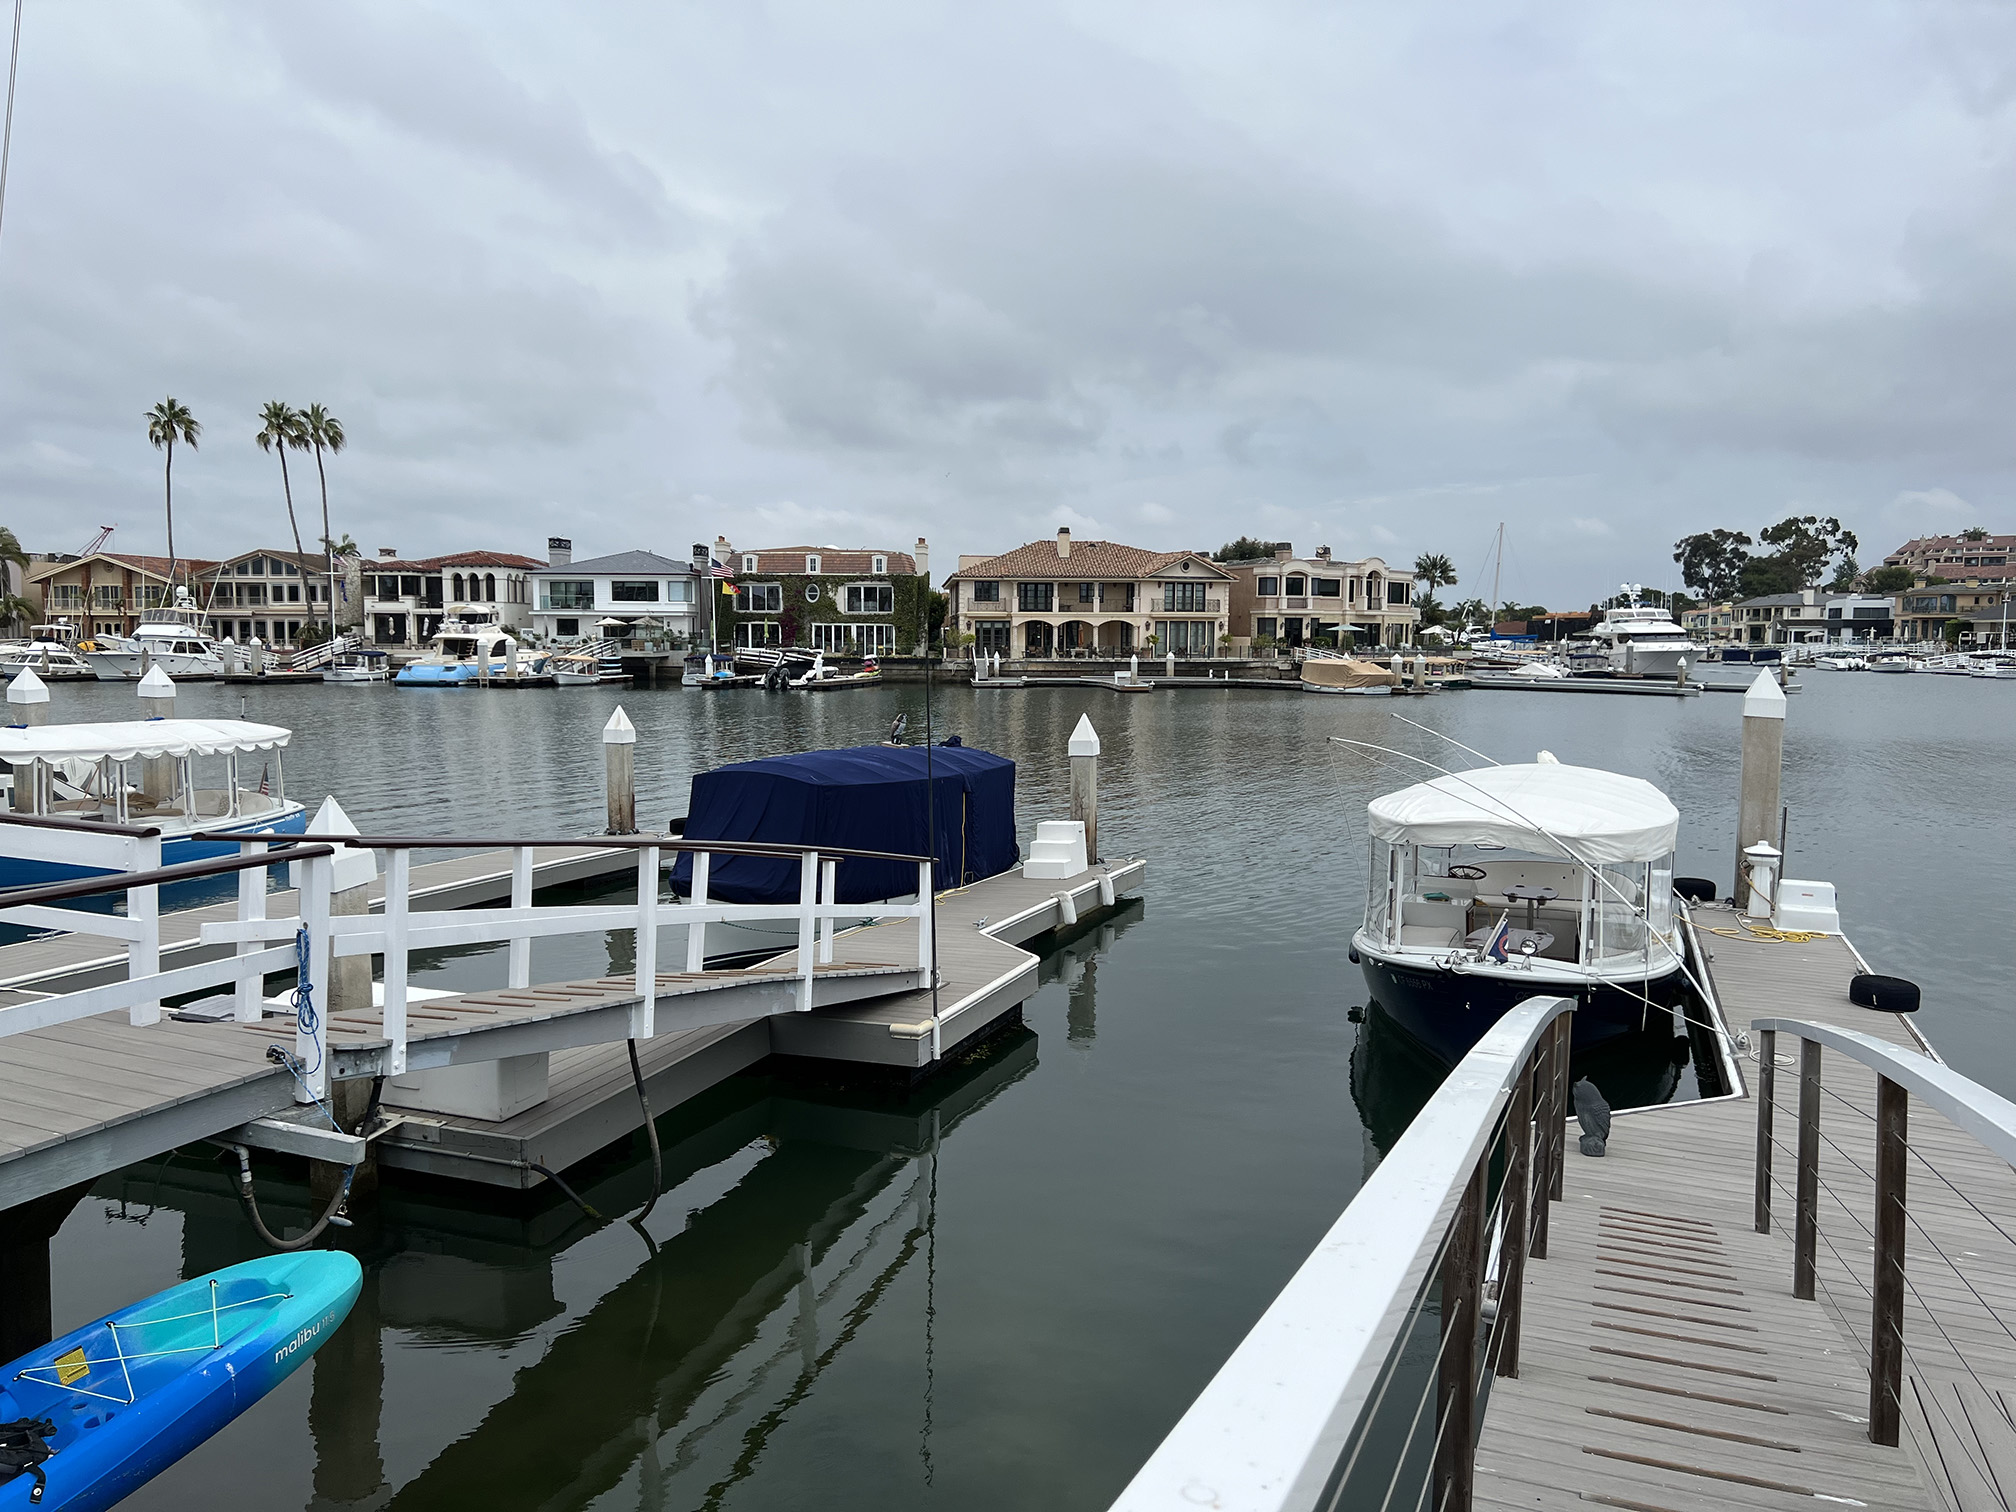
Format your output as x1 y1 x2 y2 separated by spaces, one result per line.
945 538 1230 581
27 552 212 582
534 549 695 576
1735 593 1821 608
368 551 544 572
729 547 918 575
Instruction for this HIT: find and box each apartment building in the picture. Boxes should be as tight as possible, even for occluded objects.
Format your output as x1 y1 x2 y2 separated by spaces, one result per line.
1882 533 2015 585
943 529 1232 658
1221 545 1419 649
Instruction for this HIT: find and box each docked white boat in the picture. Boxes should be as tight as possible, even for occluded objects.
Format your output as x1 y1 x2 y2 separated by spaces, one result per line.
1571 589 1704 677
322 649 391 684
393 607 543 687
1350 753 1685 1065
0 624 96 681
1868 655 1921 674
552 652 631 686
786 653 882 691
82 593 233 681
1812 655 1868 671
0 715 307 887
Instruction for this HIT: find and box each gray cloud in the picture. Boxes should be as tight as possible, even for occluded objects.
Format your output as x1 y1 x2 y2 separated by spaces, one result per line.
1 0 2013 601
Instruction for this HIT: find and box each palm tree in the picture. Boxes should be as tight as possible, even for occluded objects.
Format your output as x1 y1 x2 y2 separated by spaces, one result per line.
1414 552 1458 592
300 403 346 637
144 398 201 581
254 401 311 588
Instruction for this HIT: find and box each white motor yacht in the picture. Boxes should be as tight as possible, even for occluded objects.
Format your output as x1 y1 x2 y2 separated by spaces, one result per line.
1574 587 1704 677
393 606 543 686
0 623 96 681
83 592 234 681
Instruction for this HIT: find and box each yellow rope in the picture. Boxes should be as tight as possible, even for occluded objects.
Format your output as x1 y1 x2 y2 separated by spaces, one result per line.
1706 920 1831 944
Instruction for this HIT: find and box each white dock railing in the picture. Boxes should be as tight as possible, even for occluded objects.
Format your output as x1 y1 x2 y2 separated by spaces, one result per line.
0 818 936 1102
1108 996 1575 1512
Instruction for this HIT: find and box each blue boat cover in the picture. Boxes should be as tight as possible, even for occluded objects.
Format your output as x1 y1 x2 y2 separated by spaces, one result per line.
670 745 1018 903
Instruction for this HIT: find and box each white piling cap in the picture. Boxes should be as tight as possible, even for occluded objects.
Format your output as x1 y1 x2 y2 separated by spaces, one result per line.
6 667 48 705
603 706 637 745
1742 669 1786 720
1068 713 1101 758
293 794 378 891
1536 749 1559 763
1743 840 1782 860
137 665 177 699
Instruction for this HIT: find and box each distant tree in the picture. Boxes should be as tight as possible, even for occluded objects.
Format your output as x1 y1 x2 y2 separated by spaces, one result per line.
299 403 346 635
1450 596 1488 627
0 526 30 634
144 397 201 577
1672 528 1753 601
1827 554 1861 592
1415 589 1444 625
1860 565 1915 594
1413 552 1457 591
1756 514 1858 589
1213 536 1281 563
1962 526 1990 542
1944 618 1968 646
254 401 311 570
926 590 948 648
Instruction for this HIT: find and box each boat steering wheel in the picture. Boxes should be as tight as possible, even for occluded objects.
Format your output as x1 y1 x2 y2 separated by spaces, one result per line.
1446 864 1489 880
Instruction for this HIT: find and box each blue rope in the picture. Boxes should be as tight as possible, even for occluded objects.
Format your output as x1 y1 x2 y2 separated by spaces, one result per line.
288 926 319 1077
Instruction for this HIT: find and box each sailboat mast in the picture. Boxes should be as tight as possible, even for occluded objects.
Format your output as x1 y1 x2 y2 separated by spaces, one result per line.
1488 522 1504 633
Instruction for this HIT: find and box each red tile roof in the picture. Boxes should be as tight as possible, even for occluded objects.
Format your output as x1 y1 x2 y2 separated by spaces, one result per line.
366 551 544 572
729 547 919 575
945 538 1232 581
27 552 216 582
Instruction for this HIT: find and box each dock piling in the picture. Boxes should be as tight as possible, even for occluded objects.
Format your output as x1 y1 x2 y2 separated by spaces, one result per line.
1736 671 1786 903
138 666 178 803
7 669 48 812
1069 714 1100 862
603 706 637 835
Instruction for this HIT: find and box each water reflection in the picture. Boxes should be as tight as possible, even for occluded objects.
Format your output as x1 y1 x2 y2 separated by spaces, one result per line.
93 1029 1037 1511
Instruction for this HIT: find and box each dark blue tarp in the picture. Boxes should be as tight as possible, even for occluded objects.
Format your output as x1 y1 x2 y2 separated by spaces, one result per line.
669 745 1018 903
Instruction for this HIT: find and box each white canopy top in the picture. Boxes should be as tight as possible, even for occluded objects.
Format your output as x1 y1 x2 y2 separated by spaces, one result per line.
0 719 292 766
1366 761 1678 864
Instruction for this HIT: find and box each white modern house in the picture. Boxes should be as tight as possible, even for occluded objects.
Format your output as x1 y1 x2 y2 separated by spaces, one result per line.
528 539 703 645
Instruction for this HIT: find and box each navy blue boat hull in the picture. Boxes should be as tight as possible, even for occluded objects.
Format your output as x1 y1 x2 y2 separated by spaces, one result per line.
0 809 307 893
1358 954 1682 1067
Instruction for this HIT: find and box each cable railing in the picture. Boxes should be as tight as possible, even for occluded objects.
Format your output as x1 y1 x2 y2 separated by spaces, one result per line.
0 827 938 1099
1751 1015 2016 1502
1107 996 1576 1512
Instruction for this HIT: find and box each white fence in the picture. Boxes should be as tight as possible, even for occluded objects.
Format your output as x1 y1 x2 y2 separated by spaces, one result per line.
0 818 935 1102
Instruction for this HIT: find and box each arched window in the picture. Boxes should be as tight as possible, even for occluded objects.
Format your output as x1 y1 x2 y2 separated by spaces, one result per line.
452 574 464 600
484 573 497 601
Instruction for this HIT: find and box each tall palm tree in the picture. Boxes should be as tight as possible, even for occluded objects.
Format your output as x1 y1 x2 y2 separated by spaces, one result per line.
1413 552 1458 592
254 401 310 603
144 397 201 582
300 403 346 637
0 525 30 635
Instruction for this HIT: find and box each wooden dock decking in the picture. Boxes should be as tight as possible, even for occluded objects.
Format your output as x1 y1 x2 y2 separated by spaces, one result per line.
0 857 1146 1200
1476 903 2013 1512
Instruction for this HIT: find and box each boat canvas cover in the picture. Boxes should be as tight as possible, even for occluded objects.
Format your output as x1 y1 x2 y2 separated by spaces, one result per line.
0 719 291 765
1366 762 1678 864
671 745 1018 903
1302 657 1401 689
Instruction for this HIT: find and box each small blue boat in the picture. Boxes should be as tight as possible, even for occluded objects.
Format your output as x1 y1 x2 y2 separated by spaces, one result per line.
0 1251 361 1509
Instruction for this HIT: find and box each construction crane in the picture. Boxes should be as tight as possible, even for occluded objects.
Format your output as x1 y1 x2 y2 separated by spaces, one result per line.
76 525 113 558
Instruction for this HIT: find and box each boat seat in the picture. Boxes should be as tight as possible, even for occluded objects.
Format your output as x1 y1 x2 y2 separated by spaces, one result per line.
1398 925 1463 948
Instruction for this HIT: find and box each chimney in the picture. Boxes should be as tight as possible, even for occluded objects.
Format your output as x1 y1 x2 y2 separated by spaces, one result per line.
378 547 398 559
1273 544 1293 561
1801 588 1816 606
548 536 573 568
691 542 709 571
914 536 930 579
1056 527 1071 560
1315 545 1331 561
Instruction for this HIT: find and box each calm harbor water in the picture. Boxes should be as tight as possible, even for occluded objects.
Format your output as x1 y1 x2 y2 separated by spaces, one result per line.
38 670 2016 1511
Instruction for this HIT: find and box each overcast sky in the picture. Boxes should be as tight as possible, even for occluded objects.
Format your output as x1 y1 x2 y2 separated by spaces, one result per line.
1 1 2010 605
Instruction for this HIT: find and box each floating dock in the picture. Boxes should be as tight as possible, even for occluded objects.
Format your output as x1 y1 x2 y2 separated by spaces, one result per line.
1469 674 1702 696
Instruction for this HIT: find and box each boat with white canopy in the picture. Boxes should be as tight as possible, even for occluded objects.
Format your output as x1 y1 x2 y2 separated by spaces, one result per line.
1351 755 1685 1063
0 717 306 886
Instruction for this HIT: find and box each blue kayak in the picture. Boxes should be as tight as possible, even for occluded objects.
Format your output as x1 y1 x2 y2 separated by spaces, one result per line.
0 1251 361 1510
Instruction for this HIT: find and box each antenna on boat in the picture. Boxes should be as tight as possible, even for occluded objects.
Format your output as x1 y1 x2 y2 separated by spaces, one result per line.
1386 710 1502 768
1488 521 1504 635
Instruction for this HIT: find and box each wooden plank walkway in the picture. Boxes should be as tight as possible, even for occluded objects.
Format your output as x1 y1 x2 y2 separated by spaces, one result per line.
1478 901 2016 1512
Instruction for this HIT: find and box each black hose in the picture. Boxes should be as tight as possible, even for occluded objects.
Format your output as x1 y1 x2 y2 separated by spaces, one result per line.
627 1039 663 1226
223 1143 352 1252
526 1160 601 1220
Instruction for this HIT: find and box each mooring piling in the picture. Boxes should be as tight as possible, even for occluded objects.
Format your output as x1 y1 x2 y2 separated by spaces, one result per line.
1736 669 1785 904
604 706 637 835
1069 714 1100 862
138 665 178 803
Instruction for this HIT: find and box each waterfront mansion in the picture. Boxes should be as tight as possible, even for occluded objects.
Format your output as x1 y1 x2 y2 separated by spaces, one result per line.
944 529 1236 658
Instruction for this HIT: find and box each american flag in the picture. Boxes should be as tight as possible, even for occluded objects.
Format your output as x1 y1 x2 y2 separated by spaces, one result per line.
258 763 271 796
709 559 736 579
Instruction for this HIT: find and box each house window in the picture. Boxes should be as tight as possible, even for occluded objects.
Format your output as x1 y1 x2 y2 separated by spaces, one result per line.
1155 620 1217 655
664 579 693 603
1257 617 1277 638
542 579 595 611
872 555 887 574
555 618 579 638
1285 576 1306 595
48 585 82 610
1079 582 1096 605
744 584 783 613
805 583 822 602
805 555 821 574
975 621 1011 654
92 585 123 608
286 585 301 603
1163 582 1209 611
400 575 422 598
813 623 895 654
742 554 758 573
1257 576 1279 596
970 580 1001 603
1388 581 1411 605
484 573 497 601
611 580 660 602
451 574 465 599
844 583 894 614
236 560 254 576
1017 583 1054 612
1313 578 1341 598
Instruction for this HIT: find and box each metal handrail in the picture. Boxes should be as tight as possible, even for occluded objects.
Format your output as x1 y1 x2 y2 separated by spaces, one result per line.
0 812 164 838
1109 995 1575 1512
0 844 338 908
1751 1016 2016 1166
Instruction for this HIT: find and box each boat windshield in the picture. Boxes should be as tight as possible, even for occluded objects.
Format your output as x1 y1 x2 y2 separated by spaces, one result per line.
1374 841 1674 965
